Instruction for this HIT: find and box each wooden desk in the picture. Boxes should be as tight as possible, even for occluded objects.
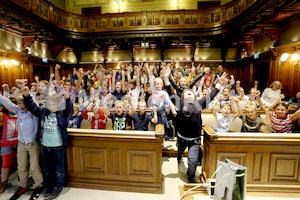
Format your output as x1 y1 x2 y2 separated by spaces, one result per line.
202 131 300 193
66 125 164 193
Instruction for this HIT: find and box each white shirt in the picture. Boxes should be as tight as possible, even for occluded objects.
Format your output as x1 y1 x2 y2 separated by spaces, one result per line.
213 112 235 133
261 88 281 104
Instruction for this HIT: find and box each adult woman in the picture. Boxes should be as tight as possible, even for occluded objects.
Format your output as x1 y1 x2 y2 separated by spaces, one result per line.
261 81 282 104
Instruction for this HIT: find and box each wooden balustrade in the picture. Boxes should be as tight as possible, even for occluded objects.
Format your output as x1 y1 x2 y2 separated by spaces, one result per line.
66 124 164 193
9 0 257 33
202 130 300 193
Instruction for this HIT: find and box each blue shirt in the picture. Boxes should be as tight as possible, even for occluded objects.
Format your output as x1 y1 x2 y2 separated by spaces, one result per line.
0 95 38 144
130 112 153 131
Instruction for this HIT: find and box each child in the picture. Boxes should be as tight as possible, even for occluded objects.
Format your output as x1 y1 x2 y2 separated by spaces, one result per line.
102 96 135 130
127 65 140 109
145 63 177 127
82 103 107 129
55 65 83 104
212 96 243 133
209 87 232 109
169 65 207 97
67 103 84 128
0 93 44 200
163 68 228 182
240 92 270 132
21 86 73 200
112 70 126 100
82 86 100 108
270 102 300 133
129 102 158 131
144 83 152 107
0 105 18 195
99 85 112 108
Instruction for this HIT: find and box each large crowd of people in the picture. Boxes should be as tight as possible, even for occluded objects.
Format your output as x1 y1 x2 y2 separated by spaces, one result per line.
0 61 300 198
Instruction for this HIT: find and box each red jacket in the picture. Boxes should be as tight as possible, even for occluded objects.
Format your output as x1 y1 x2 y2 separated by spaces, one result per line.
82 108 107 129
1 112 18 147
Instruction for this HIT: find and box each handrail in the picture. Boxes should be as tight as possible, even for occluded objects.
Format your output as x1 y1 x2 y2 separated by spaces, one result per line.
9 0 257 33
67 124 164 139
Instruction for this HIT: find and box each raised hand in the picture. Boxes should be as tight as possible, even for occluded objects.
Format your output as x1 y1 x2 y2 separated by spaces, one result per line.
62 88 69 98
217 95 223 101
16 79 26 88
21 86 30 96
125 95 131 101
78 68 84 76
78 98 84 104
255 90 261 97
234 97 239 103
218 72 228 85
87 103 95 111
162 67 171 79
279 94 285 100
34 75 39 82
2 84 9 89
55 64 61 70
191 65 196 74
152 105 157 111
35 97 41 105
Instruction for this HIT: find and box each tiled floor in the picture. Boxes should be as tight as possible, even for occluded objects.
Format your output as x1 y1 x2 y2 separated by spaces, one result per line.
1 141 300 200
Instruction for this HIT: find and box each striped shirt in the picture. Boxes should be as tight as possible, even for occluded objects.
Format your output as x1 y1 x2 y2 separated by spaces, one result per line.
271 112 293 133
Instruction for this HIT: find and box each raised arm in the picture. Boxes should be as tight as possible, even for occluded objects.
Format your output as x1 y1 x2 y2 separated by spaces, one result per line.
230 96 236 112
55 64 61 84
151 105 158 124
135 65 140 90
127 95 136 116
12 79 27 99
62 88 74 119
21 86 43 117
75 68 84 92
188 70 206 89
263 106 270 125
211 95 221 116
163 91 176 116
112 70 116 92
49 73 55 84
145 63 155 91
268 94 284 108
0 94 19 114
233 98 243 119
121 70 126 93
102 93 111 116
291 108 300 121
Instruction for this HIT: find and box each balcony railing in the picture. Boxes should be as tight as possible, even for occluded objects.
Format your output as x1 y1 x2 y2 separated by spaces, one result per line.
13 0 257 33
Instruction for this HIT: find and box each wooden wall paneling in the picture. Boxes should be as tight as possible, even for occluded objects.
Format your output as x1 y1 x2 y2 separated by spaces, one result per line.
252 153 264 182
296 62 300 93
269 154 300 182
66 127 163 193
203 132 300 192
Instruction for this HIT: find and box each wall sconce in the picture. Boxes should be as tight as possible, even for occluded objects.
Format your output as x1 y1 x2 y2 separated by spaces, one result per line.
292 53 299 65
292 53 299 61
10 59 19 66
280 53 289 62
2 59 9 65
